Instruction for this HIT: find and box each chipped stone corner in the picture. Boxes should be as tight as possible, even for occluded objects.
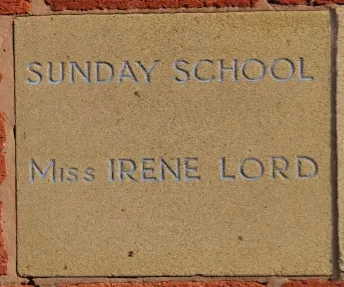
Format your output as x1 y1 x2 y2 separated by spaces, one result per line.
30 0 52 15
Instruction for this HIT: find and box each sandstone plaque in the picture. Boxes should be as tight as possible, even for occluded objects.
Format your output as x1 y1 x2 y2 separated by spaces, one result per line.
336 8 344 273
15 12 332 277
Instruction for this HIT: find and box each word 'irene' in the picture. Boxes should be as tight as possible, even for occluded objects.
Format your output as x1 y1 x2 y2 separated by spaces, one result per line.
25 58 314 85
29 156 318 184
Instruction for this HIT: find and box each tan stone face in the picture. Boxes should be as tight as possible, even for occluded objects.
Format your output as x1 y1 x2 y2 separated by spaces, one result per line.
337 7 344 273
15 12 332 277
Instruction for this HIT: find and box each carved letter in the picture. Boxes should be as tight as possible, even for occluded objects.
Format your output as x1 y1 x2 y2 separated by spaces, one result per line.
30 159 56 183
296 156 318 179
136 60 160 84
173 60 190 83
95 61 114 84
220 157 236 180
26 62 42 85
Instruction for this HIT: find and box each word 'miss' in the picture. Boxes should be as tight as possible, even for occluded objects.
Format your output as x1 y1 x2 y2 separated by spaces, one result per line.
29 159 95 183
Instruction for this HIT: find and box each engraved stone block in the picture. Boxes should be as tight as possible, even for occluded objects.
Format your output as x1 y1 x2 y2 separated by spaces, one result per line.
15 12 332 276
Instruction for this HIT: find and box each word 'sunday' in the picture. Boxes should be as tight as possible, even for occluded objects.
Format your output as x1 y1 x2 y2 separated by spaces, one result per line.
29 156 318 184
25 58 314 85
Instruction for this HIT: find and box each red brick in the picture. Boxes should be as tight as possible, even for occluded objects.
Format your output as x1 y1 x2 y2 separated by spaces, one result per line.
0 154 6 186
268 0 307 4
0 113 5 149
61 282 265 287
0 202 8 274
0 113 6 185
44 0 256 10
283 281 344 287
0 0 30 15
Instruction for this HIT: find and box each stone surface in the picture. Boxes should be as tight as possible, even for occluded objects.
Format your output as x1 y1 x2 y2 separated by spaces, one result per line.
337 7 344 273
59 282 265 287
15 12 332 277
314 0 344 4
33 277 271 285
0 0 30 15
43 0 344 9
282 281 344 287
